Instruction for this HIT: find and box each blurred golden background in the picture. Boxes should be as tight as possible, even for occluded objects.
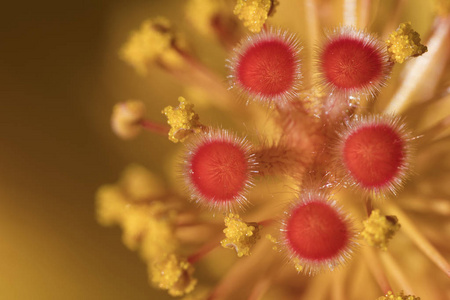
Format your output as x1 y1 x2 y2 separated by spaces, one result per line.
0 1 183 299
0 0 444 299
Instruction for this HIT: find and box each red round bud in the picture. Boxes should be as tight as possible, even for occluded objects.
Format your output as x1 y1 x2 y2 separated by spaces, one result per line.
318 27 390 96
338 115 413 194
184 129 256 211
228 27 302 106
282 193 356 274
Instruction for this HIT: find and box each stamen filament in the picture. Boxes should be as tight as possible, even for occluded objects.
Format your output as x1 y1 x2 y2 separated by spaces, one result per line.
208 239 273 300
385 200 450 278
380 251 414 294
382 0 407 38
139 119 170 135
343 0 357 27
305 0 320 86
176 224 221 244
401 197 450 217
301 272 332 299
188 238 221 264
418 114 450 144
359 0 373 28
247 276 272 300
170 50 242 113
363 246 393 294
331 268 348 300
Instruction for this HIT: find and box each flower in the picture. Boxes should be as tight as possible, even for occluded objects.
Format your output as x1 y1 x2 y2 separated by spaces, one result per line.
98 1 450 299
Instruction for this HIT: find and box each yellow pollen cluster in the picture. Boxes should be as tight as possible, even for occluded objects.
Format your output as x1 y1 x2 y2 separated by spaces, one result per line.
120 17 186 74
150 254 197 297
185 0 222 36
162 97 203 143
96 180 177 251
111 100 146 140
119 164 166 200
386 22 428 64
141 212 179 259
96 165 197 296
362 209 400 251
234 0 276 33
377 291 421 300
221 214 261 257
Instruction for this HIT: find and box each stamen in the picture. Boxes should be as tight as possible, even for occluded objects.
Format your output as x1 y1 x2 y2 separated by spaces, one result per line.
417 115 450 145
162 96 205 143
377 291 420 300
343 0 357 27
380 251 414 295
120 18 186 74
221 214 261 257
150 253 197 297
386 22 428 64
363 246 393 294
362 209 400 251
385 201 450 278
234 0 278 33
385 18 450 114
111 100 147 140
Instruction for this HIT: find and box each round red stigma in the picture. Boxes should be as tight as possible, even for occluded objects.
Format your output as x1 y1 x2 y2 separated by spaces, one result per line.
319 28 389 95
339 115 412 194
228 28 302 105
283 194 355 274
286 200 349 260
238 40 296 96
185 130 255 210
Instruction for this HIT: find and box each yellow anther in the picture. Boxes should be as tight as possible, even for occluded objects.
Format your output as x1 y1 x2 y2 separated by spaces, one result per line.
386 22 428 64
120 18 186 74
96 164 178 252
221 214 261 257
234 0 277 33
150 254 197 297
185 0 222 36
119 164 166 200
119 201 176 251
96 185 127 226
362 209 400 251
141 210 179 260
96 181 177 251
377 291 421 300
111 100 146 140
162 97 203 143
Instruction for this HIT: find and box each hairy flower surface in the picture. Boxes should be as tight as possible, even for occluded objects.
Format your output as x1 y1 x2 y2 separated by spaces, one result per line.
99 1 450 299
282 192 357 275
